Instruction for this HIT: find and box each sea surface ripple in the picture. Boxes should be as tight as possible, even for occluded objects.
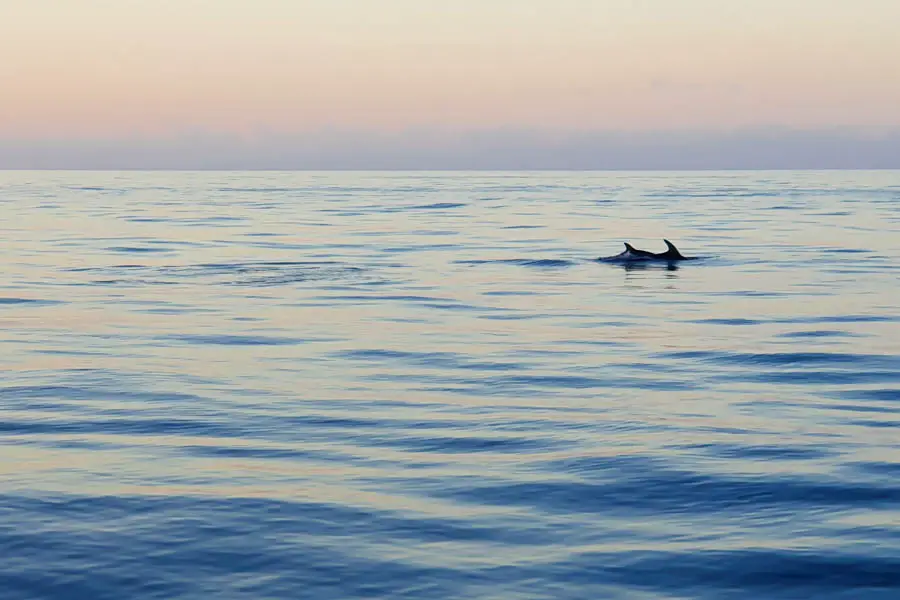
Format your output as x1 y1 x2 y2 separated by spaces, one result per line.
1 170 899 599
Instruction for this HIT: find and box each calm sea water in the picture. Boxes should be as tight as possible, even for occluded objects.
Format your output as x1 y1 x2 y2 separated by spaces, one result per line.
1 170 899 600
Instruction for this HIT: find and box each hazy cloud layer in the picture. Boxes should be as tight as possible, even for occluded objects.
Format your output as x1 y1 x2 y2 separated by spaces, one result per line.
2 129 899 170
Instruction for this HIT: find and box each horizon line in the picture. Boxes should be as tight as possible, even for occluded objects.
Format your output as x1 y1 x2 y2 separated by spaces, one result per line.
3 167 900 173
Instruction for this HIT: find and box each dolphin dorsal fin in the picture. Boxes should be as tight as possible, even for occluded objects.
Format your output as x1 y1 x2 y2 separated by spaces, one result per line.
624 242 636 252
663 239 683 257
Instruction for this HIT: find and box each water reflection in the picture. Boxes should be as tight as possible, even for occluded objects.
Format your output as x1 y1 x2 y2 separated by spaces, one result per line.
616 260 682 272
1 170 899 600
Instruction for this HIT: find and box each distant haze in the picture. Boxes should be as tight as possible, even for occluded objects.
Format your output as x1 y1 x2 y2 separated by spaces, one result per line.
2 0 899 169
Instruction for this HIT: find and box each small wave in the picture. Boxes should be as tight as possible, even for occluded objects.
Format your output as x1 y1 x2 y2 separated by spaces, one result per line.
779 330 861 338
691 318 761 326
551 549 900 595
407 202 467 210
0 297 63 307
787 315 900 324
105 246 173 253
438 465 900 515
166 334 329 346
687 442 833 461
454 258 574 268
356 433 560 455
67 261 374 288
338 349 528 372
692 314 899 326
663 350 898 368
836 389 900 402
216 187 311 193
644 188 783 198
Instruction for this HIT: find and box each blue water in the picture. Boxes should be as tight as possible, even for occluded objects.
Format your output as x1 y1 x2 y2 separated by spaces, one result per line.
2 170 899 599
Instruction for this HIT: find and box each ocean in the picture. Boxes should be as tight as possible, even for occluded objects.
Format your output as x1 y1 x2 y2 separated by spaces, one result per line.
1 170 899 599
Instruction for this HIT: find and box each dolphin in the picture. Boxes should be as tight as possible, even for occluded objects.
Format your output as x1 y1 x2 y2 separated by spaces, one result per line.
599 239 696 263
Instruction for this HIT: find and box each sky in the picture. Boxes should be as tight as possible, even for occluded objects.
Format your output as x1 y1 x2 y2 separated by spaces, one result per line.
2 0 899 169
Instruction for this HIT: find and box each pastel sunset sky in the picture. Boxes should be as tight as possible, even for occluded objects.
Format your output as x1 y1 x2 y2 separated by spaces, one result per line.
3 0 899 168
